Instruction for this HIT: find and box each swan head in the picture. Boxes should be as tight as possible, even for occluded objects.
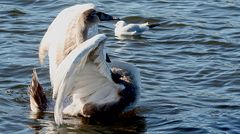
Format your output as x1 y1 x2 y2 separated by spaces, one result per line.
82 9 100 27
82 4 119 27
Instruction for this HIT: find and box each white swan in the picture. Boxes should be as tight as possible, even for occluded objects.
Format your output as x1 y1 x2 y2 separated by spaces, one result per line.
29 3 141 125
114 20 160 36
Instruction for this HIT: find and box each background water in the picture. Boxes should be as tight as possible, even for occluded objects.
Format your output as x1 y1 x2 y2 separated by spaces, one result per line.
0 0 240 133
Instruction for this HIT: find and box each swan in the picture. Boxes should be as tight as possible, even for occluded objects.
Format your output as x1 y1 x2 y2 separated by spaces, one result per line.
29 3 141 125
114 20 160 36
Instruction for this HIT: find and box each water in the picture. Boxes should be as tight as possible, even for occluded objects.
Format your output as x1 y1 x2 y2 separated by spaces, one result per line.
0 0 240 133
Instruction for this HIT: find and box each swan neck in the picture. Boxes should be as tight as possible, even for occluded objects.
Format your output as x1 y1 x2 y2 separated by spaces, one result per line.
79 26 88 43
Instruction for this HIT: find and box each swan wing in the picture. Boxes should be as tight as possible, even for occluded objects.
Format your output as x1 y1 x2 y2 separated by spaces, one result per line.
53 34 115 125
39 4 96 65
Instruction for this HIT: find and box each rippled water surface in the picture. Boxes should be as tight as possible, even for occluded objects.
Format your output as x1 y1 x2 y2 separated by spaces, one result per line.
1 0 240 133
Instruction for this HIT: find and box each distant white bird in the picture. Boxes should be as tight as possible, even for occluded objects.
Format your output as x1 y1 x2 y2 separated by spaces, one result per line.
114 20 160 36
29 4 141 126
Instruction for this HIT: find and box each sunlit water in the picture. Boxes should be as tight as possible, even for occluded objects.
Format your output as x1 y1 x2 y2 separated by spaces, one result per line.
0 0 240 133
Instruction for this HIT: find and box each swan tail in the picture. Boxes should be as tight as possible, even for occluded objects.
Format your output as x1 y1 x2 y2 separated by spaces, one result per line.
28 69 47 113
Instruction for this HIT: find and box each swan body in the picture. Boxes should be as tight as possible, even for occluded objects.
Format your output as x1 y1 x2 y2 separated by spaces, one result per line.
29 3 141 125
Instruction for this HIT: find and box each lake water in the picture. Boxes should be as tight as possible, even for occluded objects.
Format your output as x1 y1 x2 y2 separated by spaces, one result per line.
0 0 240 133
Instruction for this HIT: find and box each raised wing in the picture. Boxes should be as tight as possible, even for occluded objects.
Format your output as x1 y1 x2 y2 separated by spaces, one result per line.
53 34 116 125
38 4 96 65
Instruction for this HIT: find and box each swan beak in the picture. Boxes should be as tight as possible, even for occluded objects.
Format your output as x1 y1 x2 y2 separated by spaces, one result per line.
96 12 120 21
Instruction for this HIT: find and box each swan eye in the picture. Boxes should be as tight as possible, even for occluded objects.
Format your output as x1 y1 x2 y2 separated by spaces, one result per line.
84 9 97 18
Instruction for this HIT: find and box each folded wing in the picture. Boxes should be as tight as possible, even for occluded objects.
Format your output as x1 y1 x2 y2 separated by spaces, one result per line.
124 23 149 34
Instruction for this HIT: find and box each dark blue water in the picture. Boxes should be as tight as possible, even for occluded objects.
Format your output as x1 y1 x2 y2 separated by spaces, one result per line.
0 0 240 133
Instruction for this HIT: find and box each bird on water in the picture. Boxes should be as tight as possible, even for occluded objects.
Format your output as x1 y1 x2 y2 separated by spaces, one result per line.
114 20 160 37
29 3 141 125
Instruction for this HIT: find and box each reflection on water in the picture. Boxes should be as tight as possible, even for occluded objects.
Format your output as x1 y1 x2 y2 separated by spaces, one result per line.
0 0 240 133
28 111 146 134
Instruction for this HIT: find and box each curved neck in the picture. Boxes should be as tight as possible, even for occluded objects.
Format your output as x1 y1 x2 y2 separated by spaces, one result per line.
78 26 88 43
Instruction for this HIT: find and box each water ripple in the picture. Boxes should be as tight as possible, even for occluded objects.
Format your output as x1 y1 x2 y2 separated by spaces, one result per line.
0 0 240 133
